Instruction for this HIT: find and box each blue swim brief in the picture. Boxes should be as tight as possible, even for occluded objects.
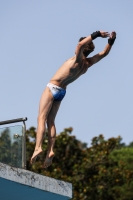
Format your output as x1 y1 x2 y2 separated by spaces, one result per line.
47 83 66 101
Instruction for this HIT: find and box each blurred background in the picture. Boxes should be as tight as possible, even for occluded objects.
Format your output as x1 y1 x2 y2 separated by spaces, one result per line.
0 0 133 146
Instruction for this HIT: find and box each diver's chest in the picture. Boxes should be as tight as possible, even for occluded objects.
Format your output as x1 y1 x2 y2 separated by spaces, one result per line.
78 62 88 74
70 63 88 75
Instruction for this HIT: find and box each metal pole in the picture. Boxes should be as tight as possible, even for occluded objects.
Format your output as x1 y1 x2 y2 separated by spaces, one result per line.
22 121 27 169
0 117 27 125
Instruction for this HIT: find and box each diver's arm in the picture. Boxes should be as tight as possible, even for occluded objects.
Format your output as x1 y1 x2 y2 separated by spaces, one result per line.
75 31 110 61
87 31 116 66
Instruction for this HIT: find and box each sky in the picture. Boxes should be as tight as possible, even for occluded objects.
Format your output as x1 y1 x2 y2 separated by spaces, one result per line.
0 1 133 146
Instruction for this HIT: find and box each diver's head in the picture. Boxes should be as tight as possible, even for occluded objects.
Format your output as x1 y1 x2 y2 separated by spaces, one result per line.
79 37 95 57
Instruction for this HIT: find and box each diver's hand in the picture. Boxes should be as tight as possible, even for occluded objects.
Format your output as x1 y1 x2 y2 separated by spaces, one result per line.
110 31 116 39
100 31 110 38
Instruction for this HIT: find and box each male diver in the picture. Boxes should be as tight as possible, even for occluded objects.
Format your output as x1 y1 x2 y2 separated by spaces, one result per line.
30 30 116 168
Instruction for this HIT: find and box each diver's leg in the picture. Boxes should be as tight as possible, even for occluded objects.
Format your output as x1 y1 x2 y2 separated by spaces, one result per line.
43 100 61 168
30 87 54 164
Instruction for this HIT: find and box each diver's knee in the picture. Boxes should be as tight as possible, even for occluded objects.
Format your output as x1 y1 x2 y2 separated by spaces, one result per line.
37 114 47 124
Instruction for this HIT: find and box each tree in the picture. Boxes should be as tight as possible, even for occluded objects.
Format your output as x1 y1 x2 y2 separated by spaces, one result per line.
109 147 133 200
26 127 133 200
1 125 133 199
0 128 11 164
0 127 23 168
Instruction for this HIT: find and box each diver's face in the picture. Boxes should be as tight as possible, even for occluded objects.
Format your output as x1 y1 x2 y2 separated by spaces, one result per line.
83 42 95 57
85 42 95 52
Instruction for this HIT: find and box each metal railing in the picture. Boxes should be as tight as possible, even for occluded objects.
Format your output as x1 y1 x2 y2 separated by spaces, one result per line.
0 117 27 169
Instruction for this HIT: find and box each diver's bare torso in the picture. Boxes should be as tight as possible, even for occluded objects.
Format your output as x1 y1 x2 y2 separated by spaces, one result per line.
50 55 90 89
50 31 116 89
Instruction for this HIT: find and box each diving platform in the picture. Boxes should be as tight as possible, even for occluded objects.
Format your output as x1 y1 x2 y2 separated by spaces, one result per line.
0 162 72 200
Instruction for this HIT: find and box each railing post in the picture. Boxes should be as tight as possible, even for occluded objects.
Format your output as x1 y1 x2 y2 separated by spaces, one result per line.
22 121 27 169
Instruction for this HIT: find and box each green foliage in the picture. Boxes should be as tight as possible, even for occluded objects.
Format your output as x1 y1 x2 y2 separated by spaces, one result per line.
26 127 133 200
0 128 11 164
1 126 133 199
108 147 133 200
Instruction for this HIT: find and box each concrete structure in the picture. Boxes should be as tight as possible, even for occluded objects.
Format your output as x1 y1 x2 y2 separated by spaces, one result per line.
0 162 72 200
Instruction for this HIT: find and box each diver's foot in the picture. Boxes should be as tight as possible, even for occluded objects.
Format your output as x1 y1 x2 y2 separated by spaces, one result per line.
30 147 43 164
43 152 54 168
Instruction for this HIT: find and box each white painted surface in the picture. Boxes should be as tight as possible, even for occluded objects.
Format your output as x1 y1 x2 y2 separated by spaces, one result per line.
0 162 72 199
